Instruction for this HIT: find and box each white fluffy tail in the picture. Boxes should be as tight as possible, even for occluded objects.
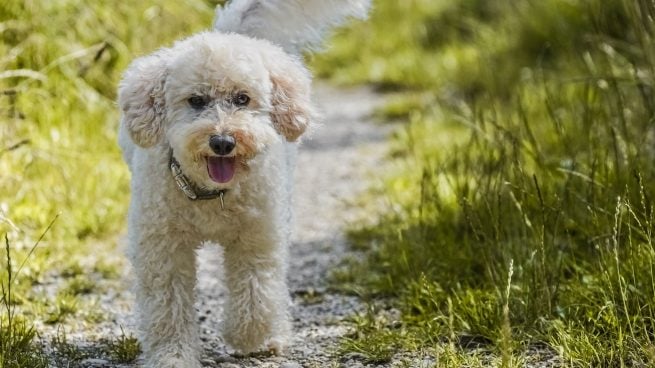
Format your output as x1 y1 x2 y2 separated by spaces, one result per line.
213 0 371 53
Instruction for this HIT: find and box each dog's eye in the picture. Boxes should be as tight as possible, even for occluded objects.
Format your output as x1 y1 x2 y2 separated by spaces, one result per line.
233 93 250 107
188 95 208 109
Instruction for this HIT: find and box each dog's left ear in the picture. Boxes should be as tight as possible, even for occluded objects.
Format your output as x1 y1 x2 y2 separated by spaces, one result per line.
265 53 317 142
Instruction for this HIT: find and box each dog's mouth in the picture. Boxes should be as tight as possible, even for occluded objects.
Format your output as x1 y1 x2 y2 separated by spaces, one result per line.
207 156 236 183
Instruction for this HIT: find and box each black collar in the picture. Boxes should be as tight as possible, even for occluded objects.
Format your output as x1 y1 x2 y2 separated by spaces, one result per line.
169 151 226 206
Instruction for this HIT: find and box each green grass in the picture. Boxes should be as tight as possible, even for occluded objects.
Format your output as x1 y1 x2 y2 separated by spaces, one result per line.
1 0 219 264
106 327 141 364
0 0 222 364
1 235 48 368
314 0 655 366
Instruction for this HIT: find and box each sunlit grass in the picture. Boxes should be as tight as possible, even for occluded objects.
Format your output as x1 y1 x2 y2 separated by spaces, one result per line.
1 0 218 250
315 0 655 365
0 0 220 364
1 235 49 368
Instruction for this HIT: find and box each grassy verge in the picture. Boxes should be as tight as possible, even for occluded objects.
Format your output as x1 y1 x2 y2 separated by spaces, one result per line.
313 0 655 366
0 1 220 365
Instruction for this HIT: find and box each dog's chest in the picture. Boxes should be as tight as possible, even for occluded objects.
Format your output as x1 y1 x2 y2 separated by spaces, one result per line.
181 200 239 237
177 190 270 242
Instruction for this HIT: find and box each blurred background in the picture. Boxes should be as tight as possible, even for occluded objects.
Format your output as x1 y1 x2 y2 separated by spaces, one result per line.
2 0 655 366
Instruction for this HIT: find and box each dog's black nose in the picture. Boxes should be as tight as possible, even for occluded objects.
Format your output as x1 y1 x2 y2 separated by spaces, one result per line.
209 135 236 156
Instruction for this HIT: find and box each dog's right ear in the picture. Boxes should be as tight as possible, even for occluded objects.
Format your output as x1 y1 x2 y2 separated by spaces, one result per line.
118 51 169 148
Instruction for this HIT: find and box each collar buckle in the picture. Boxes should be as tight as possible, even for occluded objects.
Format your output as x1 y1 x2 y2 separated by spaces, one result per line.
169 151 227 206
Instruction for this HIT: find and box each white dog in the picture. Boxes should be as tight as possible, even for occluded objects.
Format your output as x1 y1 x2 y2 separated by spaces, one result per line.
117 1 369 367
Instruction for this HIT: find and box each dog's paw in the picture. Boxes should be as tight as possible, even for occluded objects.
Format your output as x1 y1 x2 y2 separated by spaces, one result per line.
145 358 201 368
145 348 201 368
223 326 263 354
223 318 291 355
146 358 201 368
266 337 288 356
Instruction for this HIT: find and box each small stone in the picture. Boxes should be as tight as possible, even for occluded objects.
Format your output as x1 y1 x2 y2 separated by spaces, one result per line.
80 358 110 367
268 356 286 363
341 352 368 362
201 357 216 365
218 364 240 368
280 362 302 368
215 354 239 363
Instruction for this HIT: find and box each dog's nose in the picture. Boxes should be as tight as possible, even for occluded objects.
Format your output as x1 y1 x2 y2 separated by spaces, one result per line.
209 135 236 156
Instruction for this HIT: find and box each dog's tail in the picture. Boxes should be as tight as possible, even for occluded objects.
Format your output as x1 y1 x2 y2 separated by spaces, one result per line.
213 0 370 53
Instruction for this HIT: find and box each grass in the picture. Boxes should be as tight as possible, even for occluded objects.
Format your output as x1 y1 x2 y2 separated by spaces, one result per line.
0 0 222 365
0 0 219 272
106 327 141 364
313 0 655 366
1 235 48 368
47 326 141 366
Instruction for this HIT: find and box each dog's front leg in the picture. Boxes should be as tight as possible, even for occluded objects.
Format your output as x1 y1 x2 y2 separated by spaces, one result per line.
128 227 201 368
222 236 291 355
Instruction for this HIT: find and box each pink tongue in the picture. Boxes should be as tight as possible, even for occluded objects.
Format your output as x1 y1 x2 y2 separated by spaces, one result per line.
207 156 236 183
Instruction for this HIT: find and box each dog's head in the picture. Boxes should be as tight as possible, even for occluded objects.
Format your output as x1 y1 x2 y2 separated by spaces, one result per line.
118 32 316 188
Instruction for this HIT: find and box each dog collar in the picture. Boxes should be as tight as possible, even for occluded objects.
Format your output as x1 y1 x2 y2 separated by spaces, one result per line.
169 151 226 208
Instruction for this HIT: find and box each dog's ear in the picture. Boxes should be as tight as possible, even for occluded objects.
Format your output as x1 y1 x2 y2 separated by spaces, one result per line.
266 54 317 142
118 51 169 148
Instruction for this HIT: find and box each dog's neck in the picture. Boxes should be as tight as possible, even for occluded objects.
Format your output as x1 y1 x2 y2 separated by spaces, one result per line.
169 151 226 208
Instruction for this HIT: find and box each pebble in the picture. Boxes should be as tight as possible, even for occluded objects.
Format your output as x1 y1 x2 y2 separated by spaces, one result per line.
201 357 216 365
218 364 241 368
80 358 110 367
248 357 262 365
267 356 286 363
280 363 302 368
344 362 366 368
215 354 239 363
341 352 368 362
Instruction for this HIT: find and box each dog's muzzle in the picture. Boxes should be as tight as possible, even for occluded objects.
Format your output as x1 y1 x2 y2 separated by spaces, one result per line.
207 135 237 184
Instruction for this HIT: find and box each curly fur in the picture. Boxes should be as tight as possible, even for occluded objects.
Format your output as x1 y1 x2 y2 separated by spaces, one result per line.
117 2 368 367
